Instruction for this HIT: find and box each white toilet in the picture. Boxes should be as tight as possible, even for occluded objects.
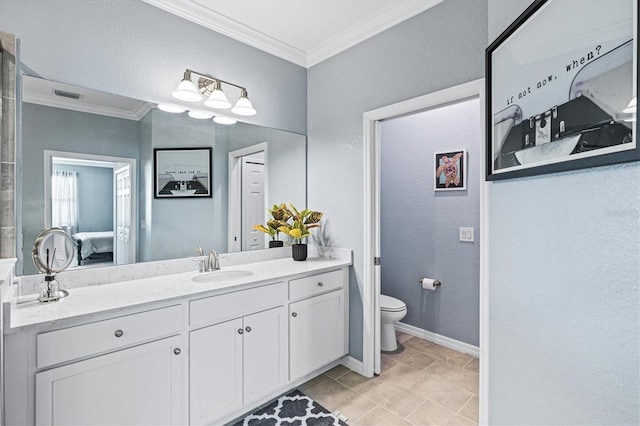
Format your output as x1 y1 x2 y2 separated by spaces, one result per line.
380 294 407 352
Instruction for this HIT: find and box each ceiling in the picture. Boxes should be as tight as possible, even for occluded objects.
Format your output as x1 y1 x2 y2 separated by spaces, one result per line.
142 0 443 68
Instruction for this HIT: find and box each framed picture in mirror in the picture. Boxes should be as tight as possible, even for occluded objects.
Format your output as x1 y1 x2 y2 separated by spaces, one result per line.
154 147 213 198
486 0 638 181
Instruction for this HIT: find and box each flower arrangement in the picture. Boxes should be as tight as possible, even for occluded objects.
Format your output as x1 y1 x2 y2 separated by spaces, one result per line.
277 203 323 244
253 203 292 241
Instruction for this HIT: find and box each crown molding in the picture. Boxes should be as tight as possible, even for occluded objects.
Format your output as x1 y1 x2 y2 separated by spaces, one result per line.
23 91 153 121
142 0 443 68
142 0 307 67
307 0 443 67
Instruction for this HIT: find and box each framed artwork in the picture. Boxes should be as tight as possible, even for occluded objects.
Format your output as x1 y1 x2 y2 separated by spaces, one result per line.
154 147 212 198
435 149 466 191
486 0 638 181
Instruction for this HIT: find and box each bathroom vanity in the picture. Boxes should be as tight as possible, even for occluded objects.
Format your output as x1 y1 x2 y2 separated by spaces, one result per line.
3 247 351 425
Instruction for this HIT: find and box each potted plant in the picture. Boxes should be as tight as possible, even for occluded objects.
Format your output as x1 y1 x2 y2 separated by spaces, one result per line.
253 203 292 248
278 203 323 261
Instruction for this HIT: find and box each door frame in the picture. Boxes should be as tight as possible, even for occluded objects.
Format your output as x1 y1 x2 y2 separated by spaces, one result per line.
362 78 488 423
44 150 137 265
227 142 268 253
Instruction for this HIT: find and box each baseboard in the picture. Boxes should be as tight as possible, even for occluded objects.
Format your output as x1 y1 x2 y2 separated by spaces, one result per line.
395 322 479 358
340 355 366 376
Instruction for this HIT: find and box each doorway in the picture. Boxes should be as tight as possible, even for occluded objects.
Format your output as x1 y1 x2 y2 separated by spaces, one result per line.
228 143 268 252
362 79 488 422
44 150 137 267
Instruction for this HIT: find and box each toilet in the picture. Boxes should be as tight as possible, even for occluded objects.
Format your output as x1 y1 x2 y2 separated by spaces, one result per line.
380 294 407 352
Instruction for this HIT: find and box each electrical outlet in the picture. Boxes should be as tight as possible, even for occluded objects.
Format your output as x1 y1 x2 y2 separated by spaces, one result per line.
459 227 474 242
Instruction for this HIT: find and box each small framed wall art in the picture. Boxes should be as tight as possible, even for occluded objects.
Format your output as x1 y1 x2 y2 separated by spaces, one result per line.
154 147 212 198
486 0 638 180
435 149 466 191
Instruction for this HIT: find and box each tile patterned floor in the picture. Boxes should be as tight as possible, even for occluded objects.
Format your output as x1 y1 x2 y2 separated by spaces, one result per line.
299 332 479 425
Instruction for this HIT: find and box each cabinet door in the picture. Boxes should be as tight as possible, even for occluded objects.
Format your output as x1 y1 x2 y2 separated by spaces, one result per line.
36 335 184 426
243 306 287 404
289 290 345 381
189 318 243 425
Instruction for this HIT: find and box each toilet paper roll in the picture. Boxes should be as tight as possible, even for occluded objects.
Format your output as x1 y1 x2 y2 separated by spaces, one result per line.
420 278 441 290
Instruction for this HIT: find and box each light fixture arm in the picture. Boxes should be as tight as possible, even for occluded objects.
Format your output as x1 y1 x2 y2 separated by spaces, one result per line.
186 68 247 93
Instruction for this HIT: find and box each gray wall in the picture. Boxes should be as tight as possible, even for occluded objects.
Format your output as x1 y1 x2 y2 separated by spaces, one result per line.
380 98 480 346
52 163 113 233
308 0 488 360
487 1 639 424
21 102 139 274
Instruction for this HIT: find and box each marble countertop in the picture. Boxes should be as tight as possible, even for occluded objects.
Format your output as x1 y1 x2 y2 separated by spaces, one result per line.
7 255 351 332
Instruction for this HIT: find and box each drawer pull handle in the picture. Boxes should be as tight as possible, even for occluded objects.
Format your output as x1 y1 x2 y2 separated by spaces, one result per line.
238 328 244 334
291 312 297 318
245 326 252 333
114 330 124 338
174 348 181 355
318 282 324 287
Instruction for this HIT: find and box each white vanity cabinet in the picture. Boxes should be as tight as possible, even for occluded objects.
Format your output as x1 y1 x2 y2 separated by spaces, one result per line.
288 269 348 381
189 282 288 425
33 305 186 426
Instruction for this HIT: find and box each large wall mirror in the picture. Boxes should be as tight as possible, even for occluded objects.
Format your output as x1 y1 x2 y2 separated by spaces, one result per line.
19 75 306 275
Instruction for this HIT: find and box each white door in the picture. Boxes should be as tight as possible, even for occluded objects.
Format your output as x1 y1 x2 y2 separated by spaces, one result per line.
115 165 131 265
190 318 243 424
243 307 287 404
241 157 265 251
289 290 345 381
35 336 184 425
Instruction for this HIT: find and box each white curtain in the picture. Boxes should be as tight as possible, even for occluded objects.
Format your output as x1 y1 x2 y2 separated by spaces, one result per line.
51 170 78 232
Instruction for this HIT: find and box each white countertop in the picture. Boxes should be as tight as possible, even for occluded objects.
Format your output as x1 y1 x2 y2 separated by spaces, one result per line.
8 255 351 331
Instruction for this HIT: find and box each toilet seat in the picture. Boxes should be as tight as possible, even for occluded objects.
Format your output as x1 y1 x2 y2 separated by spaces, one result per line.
380 295 406 312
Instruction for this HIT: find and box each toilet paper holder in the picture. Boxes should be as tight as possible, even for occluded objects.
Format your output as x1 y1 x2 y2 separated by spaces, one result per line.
419 278 441 287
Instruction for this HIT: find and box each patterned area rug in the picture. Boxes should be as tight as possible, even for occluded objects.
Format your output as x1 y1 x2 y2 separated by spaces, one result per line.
232 389 348 426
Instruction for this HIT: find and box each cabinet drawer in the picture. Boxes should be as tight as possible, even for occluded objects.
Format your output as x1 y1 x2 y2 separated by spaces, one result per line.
37 305 182 368
190 282 286 327
289 269 344 301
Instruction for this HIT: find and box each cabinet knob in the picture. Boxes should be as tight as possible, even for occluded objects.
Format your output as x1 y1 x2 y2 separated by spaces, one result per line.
318 282 324 287
114 329 124 338
174 348 181 355
238 328 244 334
245 326 252 333
291 312 297 318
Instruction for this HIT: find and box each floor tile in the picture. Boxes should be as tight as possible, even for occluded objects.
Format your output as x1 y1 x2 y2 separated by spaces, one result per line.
380 354 397 372
425 360 479 394
354 405 411 426
325 364 351 379
299 374 376 423
403 338 473 368
406 400 476 426
464 358 479 373
338 372 424 418
388 346 438 371
396 331 413 344
459 395 479 422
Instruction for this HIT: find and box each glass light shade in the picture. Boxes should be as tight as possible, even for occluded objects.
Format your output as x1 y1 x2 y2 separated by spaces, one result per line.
172 78 202 102
231 91 256 116
204 89 231 109
158 104 186 113
213 116 237 125
623 97 637 114
188 110 215 119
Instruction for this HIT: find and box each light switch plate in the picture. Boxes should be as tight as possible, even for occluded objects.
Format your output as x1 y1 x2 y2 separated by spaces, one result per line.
459 227 474 242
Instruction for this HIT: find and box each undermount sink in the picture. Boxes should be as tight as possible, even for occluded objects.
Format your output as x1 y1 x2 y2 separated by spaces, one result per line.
191 270 254 283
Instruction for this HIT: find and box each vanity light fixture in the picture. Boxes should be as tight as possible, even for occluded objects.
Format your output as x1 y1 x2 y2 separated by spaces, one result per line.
172 68 256 116
213 116 237 125
188 110 215 119
158 104 186 113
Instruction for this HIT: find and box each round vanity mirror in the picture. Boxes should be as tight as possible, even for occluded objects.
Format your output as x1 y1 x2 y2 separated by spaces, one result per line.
32 228 75 274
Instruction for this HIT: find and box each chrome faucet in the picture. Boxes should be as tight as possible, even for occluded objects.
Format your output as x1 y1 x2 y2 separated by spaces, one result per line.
207 250 220 272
